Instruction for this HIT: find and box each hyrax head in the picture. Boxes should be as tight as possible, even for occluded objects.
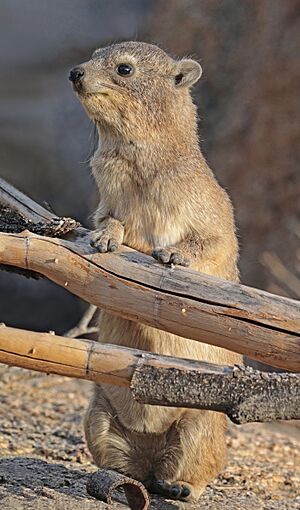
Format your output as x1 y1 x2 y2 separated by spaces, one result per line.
69 41 202 139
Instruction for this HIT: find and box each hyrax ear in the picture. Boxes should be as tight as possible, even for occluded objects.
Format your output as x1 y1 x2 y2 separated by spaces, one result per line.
174 59 202 88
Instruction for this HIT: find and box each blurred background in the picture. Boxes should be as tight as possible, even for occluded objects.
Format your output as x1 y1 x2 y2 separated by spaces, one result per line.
0 0 299 334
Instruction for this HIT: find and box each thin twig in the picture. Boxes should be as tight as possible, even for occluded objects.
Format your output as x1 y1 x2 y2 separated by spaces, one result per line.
260 251 300 298
64 304 98 338
288 220 300 240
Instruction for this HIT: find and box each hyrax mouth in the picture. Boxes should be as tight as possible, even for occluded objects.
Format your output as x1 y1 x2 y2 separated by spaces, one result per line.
72 82 84 94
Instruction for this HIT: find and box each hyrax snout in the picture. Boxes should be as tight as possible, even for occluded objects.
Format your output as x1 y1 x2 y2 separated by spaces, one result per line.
69 66 85 85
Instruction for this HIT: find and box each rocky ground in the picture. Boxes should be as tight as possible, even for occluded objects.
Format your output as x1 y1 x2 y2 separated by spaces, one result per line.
0 366 299 510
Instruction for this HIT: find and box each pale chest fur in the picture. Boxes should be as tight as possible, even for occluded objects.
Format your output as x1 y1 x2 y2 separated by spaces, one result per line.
92 152 189 253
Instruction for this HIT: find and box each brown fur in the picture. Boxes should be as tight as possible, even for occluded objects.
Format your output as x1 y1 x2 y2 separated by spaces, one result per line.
71 41 241 501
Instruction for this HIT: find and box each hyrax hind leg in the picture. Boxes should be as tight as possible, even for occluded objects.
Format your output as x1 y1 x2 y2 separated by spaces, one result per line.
146 409 227 502
85 392 227 502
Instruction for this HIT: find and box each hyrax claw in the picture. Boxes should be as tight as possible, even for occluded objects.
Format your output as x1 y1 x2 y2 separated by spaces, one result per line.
90 218 124 253
152 247 191 266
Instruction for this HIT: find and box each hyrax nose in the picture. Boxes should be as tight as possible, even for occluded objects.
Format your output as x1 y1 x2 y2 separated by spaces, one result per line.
69 67 85 83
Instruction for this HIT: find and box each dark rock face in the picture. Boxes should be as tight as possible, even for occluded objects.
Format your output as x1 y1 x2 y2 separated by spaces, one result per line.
0 0 299 331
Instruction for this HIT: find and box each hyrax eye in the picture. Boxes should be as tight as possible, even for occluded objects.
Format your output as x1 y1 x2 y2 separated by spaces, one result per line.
116 63 134 76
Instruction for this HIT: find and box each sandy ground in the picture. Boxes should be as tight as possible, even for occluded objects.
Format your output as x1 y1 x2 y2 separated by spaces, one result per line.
0 366 299 510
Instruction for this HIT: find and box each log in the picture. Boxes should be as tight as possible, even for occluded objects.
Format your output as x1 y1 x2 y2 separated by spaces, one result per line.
0 325 299 424
86 469 150 510
0 178 299 371
131 363 300 424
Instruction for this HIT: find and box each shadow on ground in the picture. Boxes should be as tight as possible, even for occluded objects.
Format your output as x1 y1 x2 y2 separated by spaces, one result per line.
0 457 179 510
0 457 89 500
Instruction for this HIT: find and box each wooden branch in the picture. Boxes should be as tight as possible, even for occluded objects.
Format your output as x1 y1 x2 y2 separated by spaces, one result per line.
0 325 135 388
0 177 79 279
1 230 299 371
131 363 300 424
86 469 150 510
0 177 79 235
0 325 299 424
0 178 299 371
64 304 98 338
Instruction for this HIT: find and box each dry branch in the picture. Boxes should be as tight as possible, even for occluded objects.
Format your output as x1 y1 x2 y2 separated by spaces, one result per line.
131 363 300 424
64 304 98 338
0 325 299 424
0 177 79 279
0 178 300 371
1 230 299 371
0 178 79 235
260 251 300 299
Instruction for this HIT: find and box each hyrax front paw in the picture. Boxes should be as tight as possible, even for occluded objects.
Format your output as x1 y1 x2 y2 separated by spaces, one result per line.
152 247 190 267
90 218 124 253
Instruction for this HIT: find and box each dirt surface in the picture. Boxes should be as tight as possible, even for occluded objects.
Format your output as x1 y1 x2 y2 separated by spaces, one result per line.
0 366 299 510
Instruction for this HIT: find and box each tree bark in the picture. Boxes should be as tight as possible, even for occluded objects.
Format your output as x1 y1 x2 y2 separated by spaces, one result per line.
0 325 299 424
86 469 150 510
131 363 300 424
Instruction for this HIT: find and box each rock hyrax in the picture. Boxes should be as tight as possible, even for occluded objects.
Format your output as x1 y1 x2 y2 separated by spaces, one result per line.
69 41 241 501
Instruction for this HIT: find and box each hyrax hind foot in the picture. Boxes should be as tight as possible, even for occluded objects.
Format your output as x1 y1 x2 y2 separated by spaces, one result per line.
147 479 196 502
91 217 124 253
152 246 190 267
